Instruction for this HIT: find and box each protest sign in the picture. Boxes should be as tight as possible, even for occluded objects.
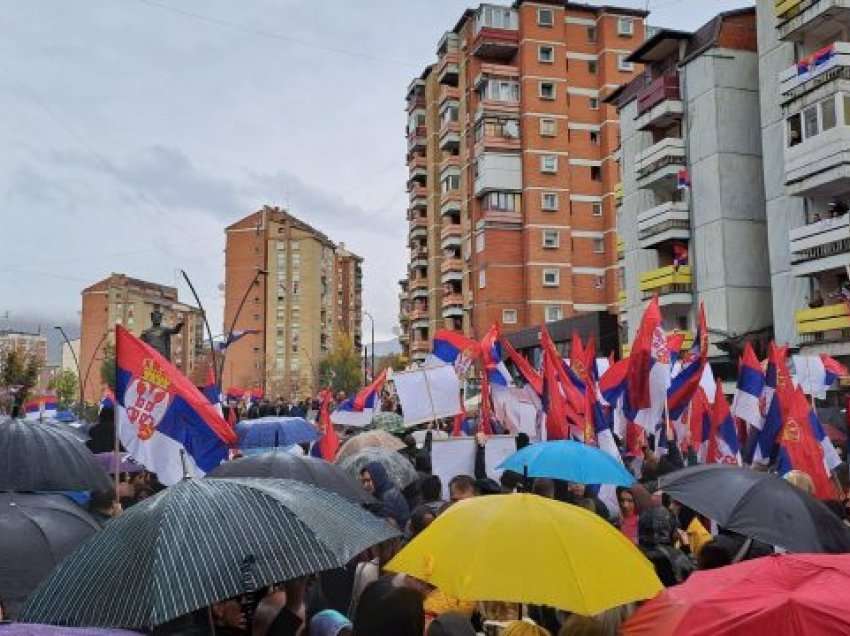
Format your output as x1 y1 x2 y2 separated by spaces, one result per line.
431 435 517 499
394 364 462 427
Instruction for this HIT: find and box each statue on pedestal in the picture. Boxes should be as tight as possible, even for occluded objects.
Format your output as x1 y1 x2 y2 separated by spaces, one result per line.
140 308 183 362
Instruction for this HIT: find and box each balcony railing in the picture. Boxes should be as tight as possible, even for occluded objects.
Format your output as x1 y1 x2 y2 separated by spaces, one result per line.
409 183 428 201
440 224 463 242
409 308 429 322
472 7 519 60
639 265 692 301
790 213 850 276
409 278 428 291
637 201 691 248
775 0 850 42
636 72 682 126
440 258 464 274
635 137 686 189
439 121 461 151
407 125 427 151
409 216 427 230
617 236 625 259
796 303 850 343
779 43 850 103
437 51 460 86
614 182 624 207
411 340 431 354
441 293 464 308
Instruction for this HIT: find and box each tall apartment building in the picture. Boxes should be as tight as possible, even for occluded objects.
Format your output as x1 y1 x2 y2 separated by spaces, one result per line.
0 329 47 367
80 273 205 402
223 206 363 400
757 0 850 368
400 1 647 363
609 8 772 371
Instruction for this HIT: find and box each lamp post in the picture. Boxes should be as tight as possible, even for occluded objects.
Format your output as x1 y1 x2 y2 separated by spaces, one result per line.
54 326 83 412
364 310 375 382
81 329 110 409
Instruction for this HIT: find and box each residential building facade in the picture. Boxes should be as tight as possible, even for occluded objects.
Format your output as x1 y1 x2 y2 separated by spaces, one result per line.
79 273 205 402
61 337 81 376
223 206 363 399
0 329 47 367
400 0 647 362
758 0 850 369
609 8 772 371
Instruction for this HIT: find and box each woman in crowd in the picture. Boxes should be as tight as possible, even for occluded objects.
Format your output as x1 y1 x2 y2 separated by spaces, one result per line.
617 487 638 544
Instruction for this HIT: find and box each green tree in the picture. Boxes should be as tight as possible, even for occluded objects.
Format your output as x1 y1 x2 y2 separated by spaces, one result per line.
0 349 42 411
49 368 79 407
375 352 407 374
318 334 362 395
100 343 116 392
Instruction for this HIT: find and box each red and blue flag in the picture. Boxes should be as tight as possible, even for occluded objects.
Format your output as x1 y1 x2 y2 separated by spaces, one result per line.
731 342 764 429
667 304 707 421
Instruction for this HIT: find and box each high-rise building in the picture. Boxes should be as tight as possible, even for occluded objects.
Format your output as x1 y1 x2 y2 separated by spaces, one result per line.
401 1 647 363
757 0 850 368
608 8 772 372
79 273 205 402
0 329 47 369
223 206 363 399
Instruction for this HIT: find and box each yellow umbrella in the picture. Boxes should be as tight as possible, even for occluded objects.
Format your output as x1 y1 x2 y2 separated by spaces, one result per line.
385 493 662 615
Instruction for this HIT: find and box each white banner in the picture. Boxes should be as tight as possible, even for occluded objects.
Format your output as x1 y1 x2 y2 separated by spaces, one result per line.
394 364 462 427
430 435 517 499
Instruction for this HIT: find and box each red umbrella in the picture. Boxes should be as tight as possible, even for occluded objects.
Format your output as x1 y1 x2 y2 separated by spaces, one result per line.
623 554 850 636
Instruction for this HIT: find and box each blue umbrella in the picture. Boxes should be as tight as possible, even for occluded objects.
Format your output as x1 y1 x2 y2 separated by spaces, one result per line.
497 440 635 487
235 416 319 449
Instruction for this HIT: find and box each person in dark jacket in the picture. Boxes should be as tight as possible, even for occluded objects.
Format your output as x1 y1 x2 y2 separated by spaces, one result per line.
638 507 694 586
360 461 410 529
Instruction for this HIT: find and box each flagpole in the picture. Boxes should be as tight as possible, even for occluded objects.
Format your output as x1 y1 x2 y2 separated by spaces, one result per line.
112 326 120 504
180 269 219 390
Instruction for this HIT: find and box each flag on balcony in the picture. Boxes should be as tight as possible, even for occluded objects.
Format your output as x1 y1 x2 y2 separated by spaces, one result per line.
731 342 765 430
672 242 689 270
797 43 835 76
676 168 690 190
667 304 708 421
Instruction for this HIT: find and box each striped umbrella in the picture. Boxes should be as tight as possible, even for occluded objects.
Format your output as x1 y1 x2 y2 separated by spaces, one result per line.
335 430 407 463
21 478 398 630
335 447 418 489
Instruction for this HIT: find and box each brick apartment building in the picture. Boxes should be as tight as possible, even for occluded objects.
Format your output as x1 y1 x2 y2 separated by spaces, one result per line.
223 206 363 400
79 273 205 402
399 0 646 362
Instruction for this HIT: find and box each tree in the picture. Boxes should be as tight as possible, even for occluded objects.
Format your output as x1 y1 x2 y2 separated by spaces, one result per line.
49 369 79 407
0 349 42 412
375 353 407 374
100 343 116 392
318 334 362 396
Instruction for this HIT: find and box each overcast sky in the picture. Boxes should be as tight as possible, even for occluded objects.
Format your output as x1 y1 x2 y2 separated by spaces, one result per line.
0 0 754 355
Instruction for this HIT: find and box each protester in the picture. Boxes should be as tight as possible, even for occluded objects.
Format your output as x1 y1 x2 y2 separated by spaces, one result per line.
88 489 122 526
784 469 815 495
448 474 476 504
408 504 437 539
532 478 555 499
209 597 247 635
669 500 712 557
637 507 694 586
360 461 410 529
351 576 425 636
501 619 551 635
420 474 445 514
616 487 638 544
308 609 352 636
426 612 476 635
696 540 733 570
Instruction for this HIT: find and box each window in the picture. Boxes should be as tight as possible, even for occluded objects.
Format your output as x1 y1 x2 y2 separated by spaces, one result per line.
541 192 559 211
441 174 460 193
543 269 560 286
539 46 554 63
475 232 485 253
485 191 521 211
537 7 553 26
540 118 556 136
803 105 818 139
546 305 563 322
475 117 520 141
478 5 516 30
587 60 597 74
541 155 558 173
440 103 459 126
479 269 486 289
589 96 599 110
479 79 520 103
539 81 556 100
617 54 634 71
593 238 605 253
542 230 560 248
590 130 600 145
587 26 597 42
618 17 634 36
592 202 603 216
502 309 518 324
822 97 836 131
787 113 802 147
590 166 602 181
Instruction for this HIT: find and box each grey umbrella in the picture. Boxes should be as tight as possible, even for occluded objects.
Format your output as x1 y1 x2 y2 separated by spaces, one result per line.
0 418 110 492
206 450 374 504
335 447 418 489
0 492 101 618
659 464 850 553
20 478 398 630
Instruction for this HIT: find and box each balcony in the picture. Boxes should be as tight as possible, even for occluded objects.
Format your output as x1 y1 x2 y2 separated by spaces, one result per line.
409 307 429 322
439 121 461 152
409 277 428 293
437 50 460 86
441 293 464 319
614 182 624 207
775 0 850 42
410 192 427 211
637 201 691 249
440 223 463 248
617 290 626 306
440 258 464 283
439 84 460 106
790 213 850 277
411 340 431 356
409 155 427 183
617 236 625 260
639 265 693 304
635 137 686 191
407 125 427 152
471 8 519 61
785 124 850 198
409 183 428 201
796 303 850 345
779 43 850 104
440 193 462 217
410 247 428 270
473 152 522 197
409 216 427 241
439 154 461 174
635 73 683 131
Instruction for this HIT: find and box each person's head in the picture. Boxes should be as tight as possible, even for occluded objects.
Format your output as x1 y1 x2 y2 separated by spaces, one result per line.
421 474 443 503
89 490 121 517
567 481 586 499
617 487 636 517
532 478 555 499
448 474 476 504
426 611 476 636
309 609 353 636
352 576 424 636
150 308 162 326
359 468 375 495
785 470 815 495
558 615 604 636
697 540 732 570
516 432 530 450
638 507 675 548
501 619 551 636
409 505 436 538
361 461 392 496
211 597 246 632
500 470 523 492
414 451 432 474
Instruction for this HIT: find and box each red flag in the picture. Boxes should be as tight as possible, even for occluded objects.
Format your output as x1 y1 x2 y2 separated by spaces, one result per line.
452 403 465 437
628 296 662 410
541 329 568 440
501 336 542 395
778 386 834 499
542 327 583 438
316 389 339 461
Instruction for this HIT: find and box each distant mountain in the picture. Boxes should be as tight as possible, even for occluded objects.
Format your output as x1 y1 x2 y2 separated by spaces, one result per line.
368 338 401 357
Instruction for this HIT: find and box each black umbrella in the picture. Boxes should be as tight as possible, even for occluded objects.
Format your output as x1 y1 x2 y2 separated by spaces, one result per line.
207 450 375 504
659 464 850 553
0 492 100 618
21 478 399 630
0 418 110 492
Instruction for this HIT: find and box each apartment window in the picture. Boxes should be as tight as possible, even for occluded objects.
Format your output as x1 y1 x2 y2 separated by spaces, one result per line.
591 165 602 181
540 118 557 136
486 191 521 211
479 269 486 289
479 5 516 29
822 96 837 131
617 54 634 72
441 174 460 193
593 238 605 253
618 17 634 36
537 7 554 26
587 26 597 42
587 60 597 74
479 78 520 103
545 305 563 322
590 130 600 145
803 105 818 139
502 309 518 324
475 232 485 253
539 81 556 100
538 45 554 63
589 96 599 110
542 230 560 248
475 116 520 141
543 269 560 287
787 113 803 146
440 103 459 126
541 155 558 174
541 192 559 211
591 202 603 216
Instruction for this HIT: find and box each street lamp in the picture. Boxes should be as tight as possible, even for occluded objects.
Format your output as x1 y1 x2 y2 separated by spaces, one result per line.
54 325 83 412
219 267 268 390
363 310 375 382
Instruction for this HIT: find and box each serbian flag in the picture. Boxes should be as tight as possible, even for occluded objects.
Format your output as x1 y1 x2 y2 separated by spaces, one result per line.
431 330 481 368
24 395 58 420
777 386 835 499
481 324 511 386
115 325 236 485
627 297 670 432
749 343 789 465
667 304 708 421
201 366 220 407
599 357 629 407
677 168 690 190
707 381 741 465
731 342 764 429
823 354 849 385
214 329 260 352
672 242 689 269
540 338 568 441
501 336 543 395
331 369 387 428
312 389 339 461
691 387 712 460
667 332 686 368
